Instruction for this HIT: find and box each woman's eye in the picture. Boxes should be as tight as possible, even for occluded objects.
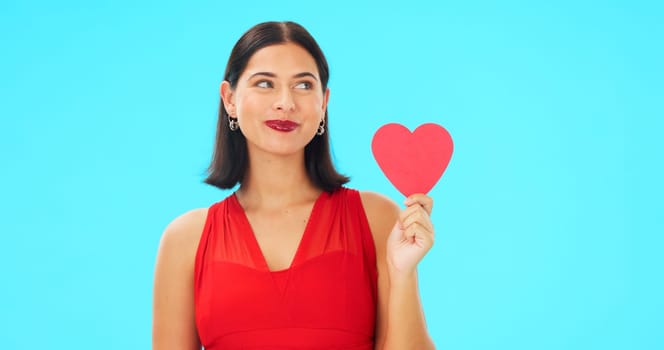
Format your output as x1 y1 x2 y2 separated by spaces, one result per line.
295 81 312 90
256 80 272 88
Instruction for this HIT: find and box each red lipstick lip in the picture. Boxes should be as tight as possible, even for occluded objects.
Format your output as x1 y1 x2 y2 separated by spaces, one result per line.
265 120 299 132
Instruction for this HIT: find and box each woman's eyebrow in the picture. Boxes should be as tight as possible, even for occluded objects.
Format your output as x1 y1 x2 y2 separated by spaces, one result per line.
248 72 276 79
293 72 318 81
248 71 318 81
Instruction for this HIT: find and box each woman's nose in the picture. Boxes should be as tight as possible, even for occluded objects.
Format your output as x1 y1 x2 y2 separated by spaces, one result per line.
273 88 295 112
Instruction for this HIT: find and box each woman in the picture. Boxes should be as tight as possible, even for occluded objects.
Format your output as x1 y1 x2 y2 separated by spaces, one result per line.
153 21 436 349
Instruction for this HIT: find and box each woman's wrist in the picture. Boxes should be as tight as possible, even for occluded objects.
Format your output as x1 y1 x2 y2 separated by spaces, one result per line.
387 266 418 286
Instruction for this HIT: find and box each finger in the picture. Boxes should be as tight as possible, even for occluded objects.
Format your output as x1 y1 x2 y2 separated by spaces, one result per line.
398 204 422 228
401 206 434 233
404 223 434 247
405 221 434 240
404 194 433 215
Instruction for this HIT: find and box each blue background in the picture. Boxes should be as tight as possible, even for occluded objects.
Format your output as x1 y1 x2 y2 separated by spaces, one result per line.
1 0 662 349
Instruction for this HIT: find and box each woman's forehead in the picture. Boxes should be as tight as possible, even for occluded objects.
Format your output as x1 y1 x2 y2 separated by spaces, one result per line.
243 43 319 78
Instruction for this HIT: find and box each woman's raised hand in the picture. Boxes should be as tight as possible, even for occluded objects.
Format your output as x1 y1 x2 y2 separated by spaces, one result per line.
386 193 435 277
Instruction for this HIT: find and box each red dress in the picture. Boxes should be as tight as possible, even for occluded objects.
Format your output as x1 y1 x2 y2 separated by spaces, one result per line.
194 187 378 349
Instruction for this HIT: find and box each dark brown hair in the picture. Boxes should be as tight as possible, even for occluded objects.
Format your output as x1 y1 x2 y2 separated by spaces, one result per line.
204 21 349 192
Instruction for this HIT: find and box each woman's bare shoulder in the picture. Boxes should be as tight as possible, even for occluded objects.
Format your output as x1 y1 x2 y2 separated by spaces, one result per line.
157 208 209 262
359 191 400 219
358 191 400 239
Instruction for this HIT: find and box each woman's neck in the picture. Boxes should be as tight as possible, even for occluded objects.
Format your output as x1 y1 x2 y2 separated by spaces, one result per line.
236 149 320 211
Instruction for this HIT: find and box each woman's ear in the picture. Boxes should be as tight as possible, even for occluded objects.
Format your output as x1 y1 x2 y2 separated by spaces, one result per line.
220 81 236 116
322 87 330 112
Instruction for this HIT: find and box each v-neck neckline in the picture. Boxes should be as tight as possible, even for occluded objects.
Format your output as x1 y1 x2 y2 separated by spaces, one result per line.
231 191 326 273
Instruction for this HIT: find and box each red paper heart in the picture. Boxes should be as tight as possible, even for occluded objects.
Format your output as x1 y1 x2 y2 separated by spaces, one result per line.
371 123 454 197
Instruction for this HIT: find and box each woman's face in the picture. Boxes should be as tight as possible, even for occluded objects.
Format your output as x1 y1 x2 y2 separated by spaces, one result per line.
221 43 329 158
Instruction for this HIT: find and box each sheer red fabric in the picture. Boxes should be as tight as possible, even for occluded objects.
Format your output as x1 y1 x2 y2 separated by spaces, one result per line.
194 188 378 349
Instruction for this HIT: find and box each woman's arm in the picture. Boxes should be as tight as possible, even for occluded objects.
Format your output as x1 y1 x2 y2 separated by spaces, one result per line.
361 192 436 350
152 209 207 350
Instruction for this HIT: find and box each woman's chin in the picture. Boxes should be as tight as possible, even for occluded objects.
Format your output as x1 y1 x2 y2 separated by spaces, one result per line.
251 142 308 158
